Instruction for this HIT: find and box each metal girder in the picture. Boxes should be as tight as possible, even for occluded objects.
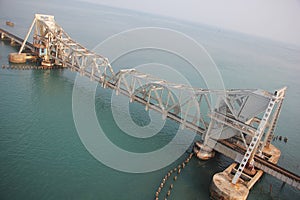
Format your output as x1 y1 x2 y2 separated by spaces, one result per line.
21 14 288 186
108 69 210 132
231 87 286 184
30 14 114 80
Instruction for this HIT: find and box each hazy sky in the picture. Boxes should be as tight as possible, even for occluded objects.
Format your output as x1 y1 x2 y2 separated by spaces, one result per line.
82 0 300 45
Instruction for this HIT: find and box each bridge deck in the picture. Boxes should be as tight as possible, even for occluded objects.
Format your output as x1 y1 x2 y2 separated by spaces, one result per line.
216 139 300 190
0 28 34 51
1 27 299 191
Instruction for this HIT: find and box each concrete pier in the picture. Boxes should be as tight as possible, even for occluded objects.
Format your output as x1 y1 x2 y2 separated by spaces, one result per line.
193 141 215 160
210 144 281 200
9 53 27 63
9 53 37 64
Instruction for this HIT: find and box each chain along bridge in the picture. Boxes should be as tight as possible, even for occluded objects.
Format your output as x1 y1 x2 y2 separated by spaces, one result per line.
1 14 299 199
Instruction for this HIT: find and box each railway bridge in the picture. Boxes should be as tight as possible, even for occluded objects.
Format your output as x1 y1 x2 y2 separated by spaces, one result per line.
1 14 299 199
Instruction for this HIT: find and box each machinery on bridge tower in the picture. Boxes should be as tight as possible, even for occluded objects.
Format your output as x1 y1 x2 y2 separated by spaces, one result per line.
7 13 298 199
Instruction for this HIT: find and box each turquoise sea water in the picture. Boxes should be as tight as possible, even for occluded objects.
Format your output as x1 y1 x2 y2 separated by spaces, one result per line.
0 0 300 199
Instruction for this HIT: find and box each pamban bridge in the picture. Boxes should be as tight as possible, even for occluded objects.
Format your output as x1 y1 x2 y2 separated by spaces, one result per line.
1 14 299 200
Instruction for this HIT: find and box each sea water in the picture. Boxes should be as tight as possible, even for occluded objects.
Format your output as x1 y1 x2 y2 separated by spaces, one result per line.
0 0 299 199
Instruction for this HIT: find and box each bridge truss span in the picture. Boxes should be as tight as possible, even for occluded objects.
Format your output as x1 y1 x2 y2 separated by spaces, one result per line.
22 14 115 81
12 14 299 190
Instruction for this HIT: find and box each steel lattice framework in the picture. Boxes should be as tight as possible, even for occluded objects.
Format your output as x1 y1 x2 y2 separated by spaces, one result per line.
19 14 287 185
19 14 115 80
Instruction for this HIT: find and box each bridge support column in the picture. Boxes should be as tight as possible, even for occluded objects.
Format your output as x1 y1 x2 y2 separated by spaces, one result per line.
9 53 27 63
10 38 15 45
193 141 215 160
209 143 281 200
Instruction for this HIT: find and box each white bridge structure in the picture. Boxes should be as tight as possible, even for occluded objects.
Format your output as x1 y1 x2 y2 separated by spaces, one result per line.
2 14 298 192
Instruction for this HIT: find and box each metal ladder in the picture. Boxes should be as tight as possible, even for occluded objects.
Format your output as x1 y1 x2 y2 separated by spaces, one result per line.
232 96 276 184
265 94 284 147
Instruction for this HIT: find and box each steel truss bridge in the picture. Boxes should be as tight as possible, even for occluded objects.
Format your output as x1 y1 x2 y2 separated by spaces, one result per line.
1 14 299 190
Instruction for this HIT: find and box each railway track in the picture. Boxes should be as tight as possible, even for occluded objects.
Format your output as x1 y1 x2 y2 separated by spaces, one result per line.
218 140 300 190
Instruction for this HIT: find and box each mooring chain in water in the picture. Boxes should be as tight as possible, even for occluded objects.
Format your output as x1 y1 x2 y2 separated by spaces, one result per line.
154 152 194 200
1 64 64 70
